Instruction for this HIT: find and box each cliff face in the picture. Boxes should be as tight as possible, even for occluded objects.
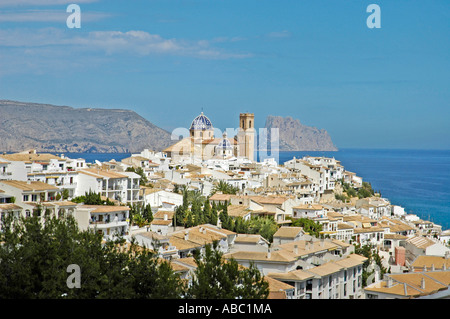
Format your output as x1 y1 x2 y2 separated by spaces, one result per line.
0 100 173 153
264 115 338 151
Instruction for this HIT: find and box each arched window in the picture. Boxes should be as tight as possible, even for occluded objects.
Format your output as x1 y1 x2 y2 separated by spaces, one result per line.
249 120 252 128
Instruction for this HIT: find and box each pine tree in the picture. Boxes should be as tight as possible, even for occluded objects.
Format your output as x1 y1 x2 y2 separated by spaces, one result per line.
187 243 269 299
0 214 185 299
210 202 218 226
142 204 153 223
203 199 212 224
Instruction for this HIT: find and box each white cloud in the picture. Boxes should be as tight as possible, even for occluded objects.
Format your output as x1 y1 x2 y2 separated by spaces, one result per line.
266 30 291 38
0 28 252 60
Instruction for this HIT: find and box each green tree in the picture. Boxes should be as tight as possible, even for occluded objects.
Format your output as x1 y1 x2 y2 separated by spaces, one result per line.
210 202 218 226
290 218 323 238
126 166 148 186
187 243 269 299
211 181 239 195
248 216 279 243
142 204 153 223
0 214 185 299
357 182 375 199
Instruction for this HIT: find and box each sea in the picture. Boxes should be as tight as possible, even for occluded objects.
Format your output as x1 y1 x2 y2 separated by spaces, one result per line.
60 149 450 230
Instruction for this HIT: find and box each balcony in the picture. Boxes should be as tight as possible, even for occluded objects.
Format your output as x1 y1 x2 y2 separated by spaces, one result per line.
89 219 128 229
127 183 140 190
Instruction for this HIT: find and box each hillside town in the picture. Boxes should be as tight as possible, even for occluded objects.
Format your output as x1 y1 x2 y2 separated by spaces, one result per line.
0 112 449 300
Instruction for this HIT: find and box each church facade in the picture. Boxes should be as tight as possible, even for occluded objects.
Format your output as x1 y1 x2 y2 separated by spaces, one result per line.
163 112 255 162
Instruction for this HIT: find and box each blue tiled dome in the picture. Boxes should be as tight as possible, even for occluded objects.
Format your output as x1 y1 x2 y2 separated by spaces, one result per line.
217 132 233 149
190 112 213 131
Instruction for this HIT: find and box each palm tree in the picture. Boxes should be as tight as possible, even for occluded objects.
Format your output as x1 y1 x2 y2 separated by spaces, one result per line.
211 180 238 195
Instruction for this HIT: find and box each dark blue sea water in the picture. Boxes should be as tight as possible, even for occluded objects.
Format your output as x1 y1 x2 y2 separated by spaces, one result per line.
61 149 450 230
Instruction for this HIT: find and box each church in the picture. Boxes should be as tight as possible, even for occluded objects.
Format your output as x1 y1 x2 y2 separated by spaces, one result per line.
163 112 255 162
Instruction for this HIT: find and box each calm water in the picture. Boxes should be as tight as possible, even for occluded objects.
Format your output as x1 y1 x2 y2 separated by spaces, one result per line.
62 149 450 230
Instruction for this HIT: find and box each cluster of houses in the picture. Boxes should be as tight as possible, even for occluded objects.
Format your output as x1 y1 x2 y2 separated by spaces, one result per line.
1 109 450 300
1 146 449 299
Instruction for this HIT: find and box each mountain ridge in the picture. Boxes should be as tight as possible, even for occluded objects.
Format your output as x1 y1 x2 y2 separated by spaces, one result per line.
264 115 338 151
0 99 173 153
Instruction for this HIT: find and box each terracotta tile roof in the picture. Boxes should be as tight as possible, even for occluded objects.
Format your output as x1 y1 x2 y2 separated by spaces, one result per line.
227 205 251 218
406 236 436 249
293 204 323 210
80 168 127 179
278 239 339 257
224 250 297 263
306 262 344 277
273 226 304 239
265 276 295 293
0 203 23 211
365 270 450 298
268 269 314 282
411 256 450 270
153 210 174 220
81 205 130 213
0 180 59 191
0 152 63 163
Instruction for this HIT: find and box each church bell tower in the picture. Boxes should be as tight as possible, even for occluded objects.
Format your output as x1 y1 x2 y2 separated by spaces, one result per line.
238 113 255 161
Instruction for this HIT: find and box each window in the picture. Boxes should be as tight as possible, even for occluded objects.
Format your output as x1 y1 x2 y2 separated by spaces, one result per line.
23 195 29 202
306 280 312 291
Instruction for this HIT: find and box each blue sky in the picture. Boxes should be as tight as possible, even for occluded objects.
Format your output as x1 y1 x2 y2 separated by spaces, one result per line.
0 0 448 149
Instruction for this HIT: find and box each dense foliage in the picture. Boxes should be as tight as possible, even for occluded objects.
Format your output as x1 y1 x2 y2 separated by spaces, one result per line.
0 214 269 299
187 243 269 299
289 217 323 238
354 244 388 287
71 190 115 205
125 166 148 186
210 180 239 195
128 202 153 227
175 189 279 243
337 180 375 202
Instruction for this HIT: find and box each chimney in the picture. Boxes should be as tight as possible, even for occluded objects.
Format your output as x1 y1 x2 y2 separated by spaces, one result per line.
387 276 393 288
164 214 168 221
431 264 435 271
267 249 271 259
184 231 189 241
294 245 298 255
421 277 425 290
